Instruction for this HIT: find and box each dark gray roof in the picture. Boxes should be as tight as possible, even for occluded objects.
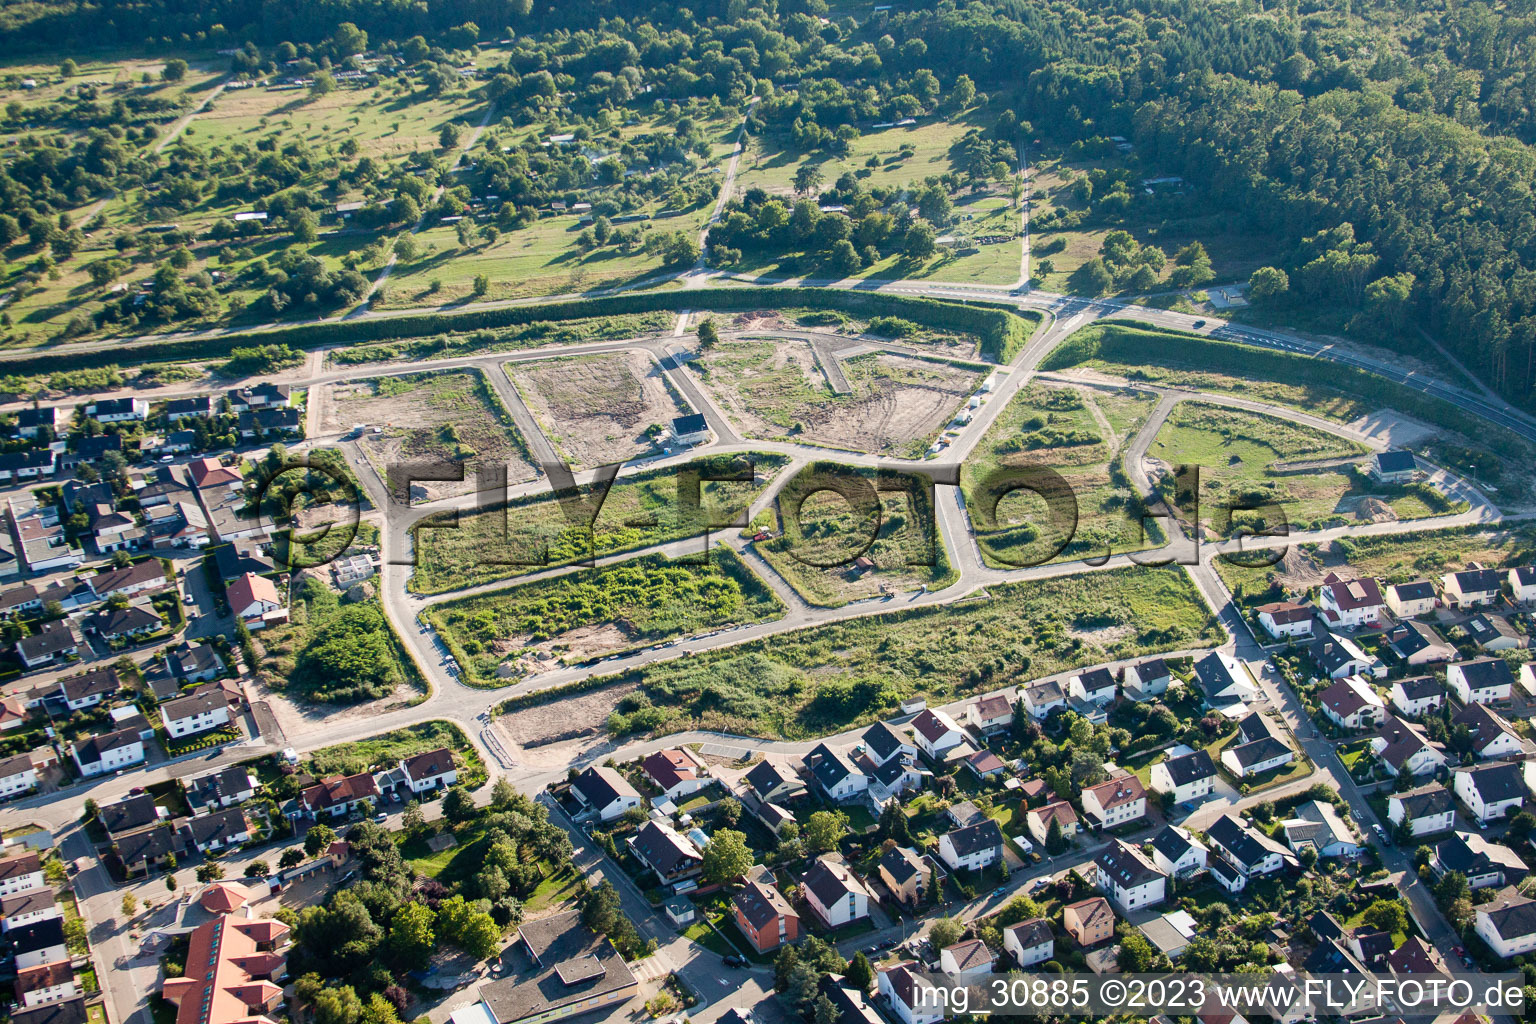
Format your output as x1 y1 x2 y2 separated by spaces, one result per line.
629 821 701 877
1385 621 1448 660
1149 825 1198 863
1375 450 1416 474
803 857 867 908
89 604 162 637
1393 783 1452 821
161 687 227 723
9 997 85 1024
1160 749 1216 786
1448 568 1503 594
1390 580 1437 601
1455 762 1526 803
862 721 907 763
806 743 858 792
18 620 76 660
571 766 635 810
1227 736 1291 769
0 888 56 918
943 818 1003 858
73 726 142 764
480 911 637 1024
879 846 922 886
1454 657 1515 690
180 808 248 847
744 758 792 796
1478 888 1536 942
114 825 181 868
1095 838 1164 888
733 877 794 930
59 667 118 703
671 413 708 434
1433 832 1527 881
1006 917 1053 949
1205 814 1281 869
1394 675 1443 700
100 793 160 836
186 765 251 807
8 916 65 954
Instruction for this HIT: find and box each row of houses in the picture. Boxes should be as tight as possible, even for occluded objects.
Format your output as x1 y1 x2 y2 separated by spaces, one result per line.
1260 564 1536 641
0 846 77 1014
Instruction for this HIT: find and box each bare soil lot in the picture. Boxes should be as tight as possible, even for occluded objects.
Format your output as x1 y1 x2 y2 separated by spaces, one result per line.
319 369 538 500
491 681 638 769
697 337 983 457
505 350 685 469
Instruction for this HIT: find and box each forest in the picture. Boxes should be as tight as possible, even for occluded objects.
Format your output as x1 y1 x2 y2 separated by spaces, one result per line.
5 0 1536 402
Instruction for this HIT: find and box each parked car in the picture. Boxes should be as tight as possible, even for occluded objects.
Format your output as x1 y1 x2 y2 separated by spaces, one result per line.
722 955 746 968
374 812 389 823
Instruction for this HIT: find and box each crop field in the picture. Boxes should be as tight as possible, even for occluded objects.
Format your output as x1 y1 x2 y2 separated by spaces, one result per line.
409 451 793 594
696 337 984 456
505 350 686 469
319 368 537 500
1149 402 1445 535
962 382 1161 566
424 547 785 684
511 564 1221 741
755 465 959 606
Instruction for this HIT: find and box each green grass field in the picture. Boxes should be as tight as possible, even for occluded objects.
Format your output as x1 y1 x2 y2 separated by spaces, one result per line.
424 547 785 684
409 451 793 594
529 564 1221 740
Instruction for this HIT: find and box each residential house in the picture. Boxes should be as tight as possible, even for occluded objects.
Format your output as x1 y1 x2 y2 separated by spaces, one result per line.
1257 602 1314 640
184 766 257 814
1192 651 1260 706
862 722 916 766
400 748 458 794
805 743 868 803
939 939 995 975
878 846 929 908
86 604 162 643
1026 800 1079 846
1371 716 1448 778
1149 824 1208 878
966 693 1014 734
937 819 1004 873
1318 676 1386 729
14 962 74 1007
1509 567 1536 605
473 912 635 1024
1390 676 1446 718
1318 573 1386 628
570 766 642 822
1123 659 1171 701
0 753 37 799
1080 775 1147 829
163 641 225 686
1280 800 1360 858
189 457 242 491
1441 568 1504 609
742 759 804 806
627 821 702 885
227 572 286 630
1432 832 1529 890
159 913 289 1024
56 666 118 712
17 621 78 670
92 560 167 601
801 857 873 929
877 963 946 1024
0 890 59 932
1021 679 1067 719
1453 763 1528 822
639 749 708 803
1370 450 1418 484
1449 658 1516 705
1384 621 1455 667
1204 814 1293 876
1452 703 1524 760
14 407 61 440
71 726 146 778
100 793 164 837
1466 613 1528 652
159 687 231 738
1062 896 1115 948
237 408 302 439
963 749 1007 781
1310 632 1378 680
83 398 147 423
1150 750 1218 805
1386 580 1438 619
0 450 56 484
1387 783 1456 838
1094 839 1167 913
1068 667 1117 705
1223 712 1295 778
1474 887 1536 959
9 998 86 1024
0 851 43 897
909 708 964 759
180 808 251 854
11 919 67 970
1003 918 1054 968
733 875 798 954
291 772 380 820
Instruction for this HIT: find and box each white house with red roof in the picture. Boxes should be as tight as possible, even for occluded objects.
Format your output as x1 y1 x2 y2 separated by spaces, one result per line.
1317 573 1385 629
227 572 285 630
640 748 709 801
909 708 964 759
189 457 242 491
1257 602 1313 640
1080 775 1148 829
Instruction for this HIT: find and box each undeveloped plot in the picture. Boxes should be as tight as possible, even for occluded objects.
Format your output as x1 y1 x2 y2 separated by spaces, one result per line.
506 350 684 469
320 369 537 501
698 338 982 456
492 682 638 769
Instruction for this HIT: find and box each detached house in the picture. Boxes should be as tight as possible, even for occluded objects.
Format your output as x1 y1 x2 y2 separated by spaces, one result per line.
1205 813 1293 877
1452 703 1524 760
1509 567 1536 604
1193 651 1259 706
1150 749 1218 805
1068 667 1117 705
1384 621 1455 667
400 747 458 794
1004 918 1054 968
1371 716 1448 778
1441 568 1503 609
1080 775 1147 829
910 709 965 759
180 808 251 854
1318 573 1385 628
159 687 231 738
184 765 257 814
1280 800 1360 859
1094 839 1168 913
1257 602 1313 640
1432 832 1528 890
878 963 946 1024
805 743 867 803
966 694 1014 734
71 726 145 778
801 857 873 929
1390 676 1445 718
1448 658 1515 705
1387 580 1439 619
938 819 1004 873
862 722 916 766
1149 824 1208 878
627 821 703 885
570 766 642 822
17 621 78 670
1318 677 1386 730
56 666 118 712
1223 712 1294 779
733 874 798 953
1310 632 1378 680
1123 659 1171 701
1387 783 1456 838
0 852 44 898
1025 800 1079 846
0 753 38 799
1021 679 1067 719
290 772 380 820
1062 896 1115 948
1466 613 1528 652
1474 888 1536 959
1453 763 1528 823
878 846 929 908
227 572 286 630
